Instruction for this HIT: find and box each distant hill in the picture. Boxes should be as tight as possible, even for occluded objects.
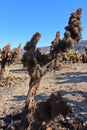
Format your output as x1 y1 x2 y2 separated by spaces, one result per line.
19 40 87 55
40 40 87 53
19 48 24 55
75 40 87 52
40 46 50 53
19 46 50 55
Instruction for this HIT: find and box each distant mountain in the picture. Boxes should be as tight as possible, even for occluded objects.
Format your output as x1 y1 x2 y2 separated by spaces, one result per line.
75 40 87 52
40 40 87 53
19 40 87 55
40 46 50 53
19 48 24 55
19 46 50 55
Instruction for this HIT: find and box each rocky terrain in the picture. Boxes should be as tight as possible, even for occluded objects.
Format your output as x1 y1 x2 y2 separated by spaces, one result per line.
0 62 87 129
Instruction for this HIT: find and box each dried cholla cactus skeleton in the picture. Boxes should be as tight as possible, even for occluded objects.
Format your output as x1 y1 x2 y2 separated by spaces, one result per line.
65 8 82 43
81 45 87 63
85 45 87 54
0 44 11 79
34 8 82 66
51 8 82 55
21 8 83 108
16 32 72 130
9 42 22 64
50 31 61 52
0 43 22 79
22 32 43 109
81 53 87 63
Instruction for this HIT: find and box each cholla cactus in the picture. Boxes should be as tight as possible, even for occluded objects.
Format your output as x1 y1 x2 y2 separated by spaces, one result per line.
0 44 11 79
85 45 87 54
0 43 22 80
50 31 61 52
22 32 44 109
10 43 22 64
65 8 82 44
62 31 74 52
51 8 82 55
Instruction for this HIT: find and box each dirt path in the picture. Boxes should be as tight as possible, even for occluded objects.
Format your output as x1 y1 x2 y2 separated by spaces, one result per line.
0 63 87 123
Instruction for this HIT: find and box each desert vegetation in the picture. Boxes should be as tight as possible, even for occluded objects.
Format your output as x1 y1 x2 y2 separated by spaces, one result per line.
0 43 22 80
0 8 87 130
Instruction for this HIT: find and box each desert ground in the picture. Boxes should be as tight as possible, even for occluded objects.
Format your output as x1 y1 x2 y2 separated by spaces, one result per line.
0 62 87 128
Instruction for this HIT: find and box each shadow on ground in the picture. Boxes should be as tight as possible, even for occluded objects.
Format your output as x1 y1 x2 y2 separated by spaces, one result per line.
12 95 27 101
60 90 87 121
10 68 27 73
35 93 49 102
54 71 87 121
55 71 87 84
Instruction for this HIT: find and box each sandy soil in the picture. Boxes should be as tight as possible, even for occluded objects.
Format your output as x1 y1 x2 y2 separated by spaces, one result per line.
0 63 87 124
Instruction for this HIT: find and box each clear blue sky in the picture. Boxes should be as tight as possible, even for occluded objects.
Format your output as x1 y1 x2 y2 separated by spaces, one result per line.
0 0 87 49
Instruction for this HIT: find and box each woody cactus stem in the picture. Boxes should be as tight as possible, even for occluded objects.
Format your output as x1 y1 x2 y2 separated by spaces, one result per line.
22 32 44 109
0 44 11 79
26 63 43 109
